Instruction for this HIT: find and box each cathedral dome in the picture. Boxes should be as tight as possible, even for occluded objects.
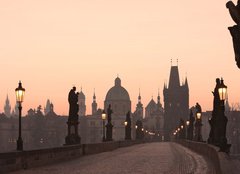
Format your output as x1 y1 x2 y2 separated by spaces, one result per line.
105 77 130 101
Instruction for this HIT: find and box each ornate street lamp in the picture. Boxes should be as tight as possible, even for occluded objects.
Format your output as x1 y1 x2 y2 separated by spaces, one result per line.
218 78 227 102
124 121 128 126
218 78 231 152
102 110 106 142
186 121 190 139
15 81 25 151
195 103 203 142
208 78 231 153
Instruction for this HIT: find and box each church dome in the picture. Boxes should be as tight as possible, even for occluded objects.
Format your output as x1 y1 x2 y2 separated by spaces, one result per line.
105 77 130 101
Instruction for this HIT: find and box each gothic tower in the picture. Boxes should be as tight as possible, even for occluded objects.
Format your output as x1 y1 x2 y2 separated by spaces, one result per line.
135 90 143 120
163 64 189 140
4 95 11 117
78 88 86 116
92 90 97 115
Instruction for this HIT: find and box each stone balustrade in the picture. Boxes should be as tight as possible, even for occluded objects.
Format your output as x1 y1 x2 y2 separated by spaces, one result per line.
0 140 144 173
177 140 240 174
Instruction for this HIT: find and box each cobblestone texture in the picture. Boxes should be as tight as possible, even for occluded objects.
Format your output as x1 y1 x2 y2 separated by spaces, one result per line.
11 142 214 174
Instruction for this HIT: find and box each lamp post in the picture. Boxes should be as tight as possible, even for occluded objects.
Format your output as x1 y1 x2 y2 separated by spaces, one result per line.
186 121 190 139
15 81 25 151
194 103 203 142
208 78 231 153
124 111 132 140
189 109 195 140
106 104 113 141
102 110 106 142
218 78 231 152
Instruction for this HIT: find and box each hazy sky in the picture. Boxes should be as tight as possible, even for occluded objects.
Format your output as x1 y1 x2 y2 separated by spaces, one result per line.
0 0 240 115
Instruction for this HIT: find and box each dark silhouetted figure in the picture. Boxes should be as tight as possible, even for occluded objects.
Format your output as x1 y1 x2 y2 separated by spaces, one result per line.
194 103 203 142
208 78 220 144
226 1 240 68
106 104 113 141
188 109 195 140
65 87 81 145
125 111 132 140
136 120 144 140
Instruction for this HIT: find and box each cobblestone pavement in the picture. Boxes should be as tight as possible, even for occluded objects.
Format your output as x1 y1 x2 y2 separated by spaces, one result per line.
12 142 214 174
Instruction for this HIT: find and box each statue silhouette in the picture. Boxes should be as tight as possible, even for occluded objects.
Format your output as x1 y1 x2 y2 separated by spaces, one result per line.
68 87 79 121
107 104 113 123
226 1 240 68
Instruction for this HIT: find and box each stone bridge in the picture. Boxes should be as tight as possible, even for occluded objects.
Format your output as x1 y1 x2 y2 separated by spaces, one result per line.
1 141 240 174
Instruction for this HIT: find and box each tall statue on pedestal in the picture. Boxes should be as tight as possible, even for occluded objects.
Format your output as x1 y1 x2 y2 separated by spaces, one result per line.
226 1 240 68
106 104 113 141
65 86 81 145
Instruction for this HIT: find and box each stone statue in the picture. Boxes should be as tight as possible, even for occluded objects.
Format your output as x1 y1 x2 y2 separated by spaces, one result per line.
68 86 79 121
212 78 221 114
107 104 113 123
226 1 240 68
195 103 202 114
65 86 81 145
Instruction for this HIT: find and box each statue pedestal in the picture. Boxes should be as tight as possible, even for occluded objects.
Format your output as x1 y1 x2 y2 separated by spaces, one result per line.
65 120 81 145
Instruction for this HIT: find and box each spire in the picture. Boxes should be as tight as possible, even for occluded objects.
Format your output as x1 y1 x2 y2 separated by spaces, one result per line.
168 65 180 88
4 94 11 117
93 88 96 101
92 89 97 115
138 88 141 103
184 77 189 90
157 88 160 104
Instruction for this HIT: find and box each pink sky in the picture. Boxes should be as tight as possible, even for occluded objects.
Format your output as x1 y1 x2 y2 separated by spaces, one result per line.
0 0 240 115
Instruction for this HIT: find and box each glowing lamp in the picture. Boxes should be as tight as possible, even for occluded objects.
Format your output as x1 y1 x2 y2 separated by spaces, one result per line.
218 78 227 101
197 112 202 120
15 81 25 103
102 110 106 120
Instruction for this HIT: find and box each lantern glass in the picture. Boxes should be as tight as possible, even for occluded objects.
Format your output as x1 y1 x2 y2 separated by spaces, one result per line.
124 121 127 126
15 81 25 103
135 125 138 129
181 125 184 129
101 111 106 120
186 121 190 126
197 113 201 119
218 87 227 101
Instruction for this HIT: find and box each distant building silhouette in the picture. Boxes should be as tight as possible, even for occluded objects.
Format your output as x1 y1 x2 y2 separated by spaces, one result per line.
4 95 11 117
92 90 97 115
104 77 131 116
78 88 86 116
44 99 51 115
134 90 143 120
143 92 164 138
163 64 189 140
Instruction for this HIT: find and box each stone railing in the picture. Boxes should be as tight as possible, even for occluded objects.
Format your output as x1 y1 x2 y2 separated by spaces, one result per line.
0 140 144 173
177 140 239 174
